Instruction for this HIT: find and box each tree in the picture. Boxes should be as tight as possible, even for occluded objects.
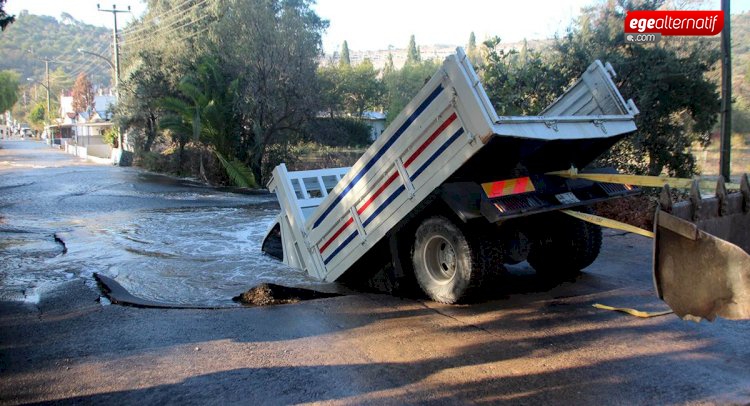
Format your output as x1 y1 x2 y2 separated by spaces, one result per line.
466 32 482 67
318 59 384 119
213 0 328 183
479 0 720 177
0 0 14 31
117 50 173 153
383 59 440 124
28 102 46 130
406 34 420 65
115 0 220 155
159 56 256 187
71 73 94 113
481 36 566 116
341 59 383 117
551 0 720 176
383 52 395 76
0 14 111 87
340 40 350 67
0 70 19 113
317 64 343 118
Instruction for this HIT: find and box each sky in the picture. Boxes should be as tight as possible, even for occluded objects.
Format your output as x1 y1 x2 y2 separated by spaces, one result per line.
6 0 750 54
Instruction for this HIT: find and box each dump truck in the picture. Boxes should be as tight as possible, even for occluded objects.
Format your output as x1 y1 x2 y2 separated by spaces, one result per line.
262 48 750 317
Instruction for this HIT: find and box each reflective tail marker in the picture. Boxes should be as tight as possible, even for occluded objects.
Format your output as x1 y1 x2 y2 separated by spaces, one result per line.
481 177 535 198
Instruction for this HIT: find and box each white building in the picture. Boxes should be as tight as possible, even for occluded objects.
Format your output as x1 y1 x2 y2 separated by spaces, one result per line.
59 92 116 124
361 111 386 141
55 91 117 162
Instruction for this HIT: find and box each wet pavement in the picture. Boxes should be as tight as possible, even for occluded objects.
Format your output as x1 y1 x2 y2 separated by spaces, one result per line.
0 140 334 306
1 140 749 404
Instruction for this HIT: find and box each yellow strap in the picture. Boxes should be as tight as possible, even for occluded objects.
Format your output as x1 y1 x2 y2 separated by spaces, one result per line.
546 170 741 190
593 303 673 318
560 209 655 238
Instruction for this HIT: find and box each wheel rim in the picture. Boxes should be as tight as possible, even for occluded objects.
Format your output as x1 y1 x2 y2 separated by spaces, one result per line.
422 235 457 284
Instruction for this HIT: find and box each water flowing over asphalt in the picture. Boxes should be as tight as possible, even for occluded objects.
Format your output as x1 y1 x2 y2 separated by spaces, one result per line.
0 140 334 306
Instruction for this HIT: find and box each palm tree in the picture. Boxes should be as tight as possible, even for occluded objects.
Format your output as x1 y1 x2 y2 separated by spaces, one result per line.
159 57 256 187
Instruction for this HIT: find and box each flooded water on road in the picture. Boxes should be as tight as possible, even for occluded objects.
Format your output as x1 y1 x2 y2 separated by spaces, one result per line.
0 140 334 306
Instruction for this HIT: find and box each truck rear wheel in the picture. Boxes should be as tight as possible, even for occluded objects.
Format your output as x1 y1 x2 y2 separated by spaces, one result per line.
411 216 500 303
527 207 602 280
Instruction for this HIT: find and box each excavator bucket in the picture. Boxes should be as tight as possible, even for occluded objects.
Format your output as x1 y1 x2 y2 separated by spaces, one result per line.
653 174 750 321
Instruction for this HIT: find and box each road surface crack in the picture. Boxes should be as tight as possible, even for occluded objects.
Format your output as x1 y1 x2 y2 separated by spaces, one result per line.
417 301 495 336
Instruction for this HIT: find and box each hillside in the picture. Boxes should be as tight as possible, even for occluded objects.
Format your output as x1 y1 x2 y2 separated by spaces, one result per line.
733 12 750 98
0 11 113 87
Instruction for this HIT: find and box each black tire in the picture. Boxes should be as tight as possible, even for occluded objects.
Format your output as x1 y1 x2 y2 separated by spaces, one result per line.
527 207 602 280
411 216 502 303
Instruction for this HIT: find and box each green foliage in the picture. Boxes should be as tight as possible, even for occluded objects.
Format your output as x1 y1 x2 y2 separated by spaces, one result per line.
0 12 111 86
734 101 750 134
383 52 395 76
102 127 118 146
318 59 384 118
383 59 440 124
344 60 383 117
479 0 721 177
317 64 343 118
215 0 328 183
214 151 257 188
732 13 750 135
117 50 173 153
554 0 720 177
115 0 328 185
340 40 351 67
0 0 13 31
466 32 482 67
0 69 19 112
406 34 421 65
302 117 372 147
481 36 566 116
28 102 46 128
138 151 171 173
159 56 255 187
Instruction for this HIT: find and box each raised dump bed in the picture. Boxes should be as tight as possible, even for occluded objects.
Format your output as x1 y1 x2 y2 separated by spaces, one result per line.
264 48 640 303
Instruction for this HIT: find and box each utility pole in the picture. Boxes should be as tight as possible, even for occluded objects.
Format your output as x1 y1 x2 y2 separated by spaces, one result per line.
97 3 130 155
45 59 50 134
28 51 54 145
719 0 732 182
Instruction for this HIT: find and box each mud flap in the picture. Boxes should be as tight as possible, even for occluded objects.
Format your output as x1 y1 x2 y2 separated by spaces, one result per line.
653 175 750 321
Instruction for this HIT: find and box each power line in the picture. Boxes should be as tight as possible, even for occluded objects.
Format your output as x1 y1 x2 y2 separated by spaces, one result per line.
120 0 210 38
69 46 117 84
121 25 211 53
119 0 200 35
64 43 112 78
121 15 210 47
121 8 210 46
55 43 111 67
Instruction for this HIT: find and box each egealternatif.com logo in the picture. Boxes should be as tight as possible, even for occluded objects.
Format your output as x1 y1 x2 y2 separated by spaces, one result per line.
624 10 723 36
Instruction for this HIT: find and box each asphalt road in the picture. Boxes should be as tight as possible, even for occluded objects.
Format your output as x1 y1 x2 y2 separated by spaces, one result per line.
1 140 749 405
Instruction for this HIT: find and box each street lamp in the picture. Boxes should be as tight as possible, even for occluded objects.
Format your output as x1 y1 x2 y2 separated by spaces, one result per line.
26 77 50 139
26 50 54 145
77 48 116 72
97 4 129 160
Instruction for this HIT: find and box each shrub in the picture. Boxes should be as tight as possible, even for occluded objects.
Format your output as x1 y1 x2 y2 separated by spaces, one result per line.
302 117 372 147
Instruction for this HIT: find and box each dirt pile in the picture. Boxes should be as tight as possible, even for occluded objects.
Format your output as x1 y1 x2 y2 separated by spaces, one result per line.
233 283 341 306
594 195 657 230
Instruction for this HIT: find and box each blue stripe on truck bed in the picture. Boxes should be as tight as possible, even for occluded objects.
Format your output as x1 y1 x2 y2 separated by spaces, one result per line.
322 128 465 265
409 128 464 182
361 185 406 228
312 85 445 230
323 230 359 265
